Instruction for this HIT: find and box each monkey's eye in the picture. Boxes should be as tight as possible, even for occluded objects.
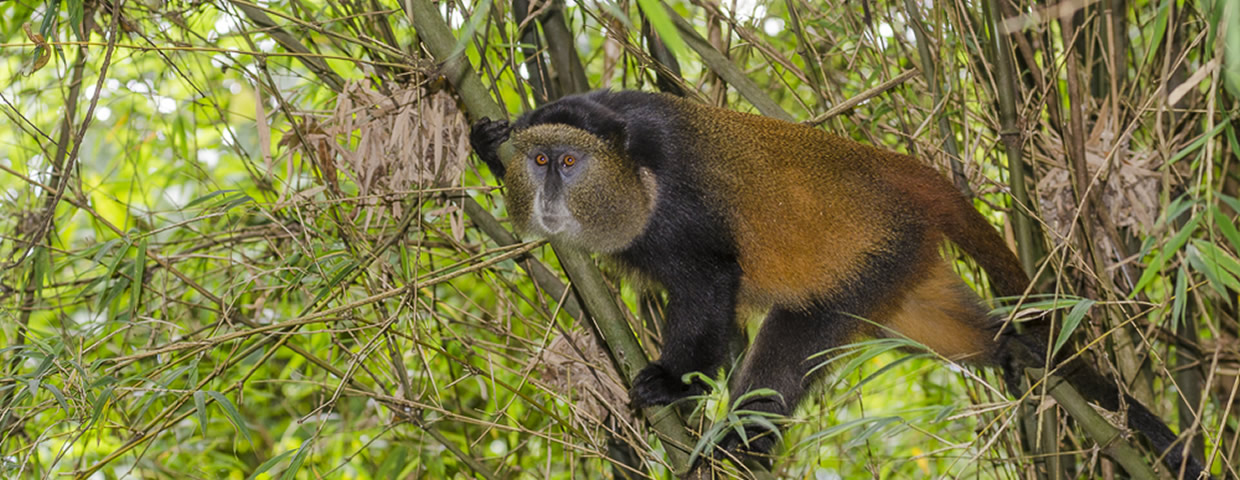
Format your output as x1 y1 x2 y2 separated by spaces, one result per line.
562 154 576 167
534 154 549 166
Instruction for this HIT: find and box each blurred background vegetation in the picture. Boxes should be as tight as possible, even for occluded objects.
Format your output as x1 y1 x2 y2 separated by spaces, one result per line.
0 0 1237 478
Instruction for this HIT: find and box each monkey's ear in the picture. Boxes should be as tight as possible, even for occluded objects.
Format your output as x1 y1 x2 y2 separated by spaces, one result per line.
600 118 629 155
580 105 629 155
531 95 630 154
469 118 512 181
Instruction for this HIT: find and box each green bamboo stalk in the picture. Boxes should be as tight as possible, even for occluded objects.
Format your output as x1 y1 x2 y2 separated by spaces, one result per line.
539 0 590 95
985 0 1035 278
985 0 1057 477
904 0 970 196
402 0 698 471
663 5 794 122
512 0 556 104
1029 369 1160 480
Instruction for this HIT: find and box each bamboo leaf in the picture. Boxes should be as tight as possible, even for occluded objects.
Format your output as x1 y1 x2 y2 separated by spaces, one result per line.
639 0 687 56
25 378 39 406
131 237 146 317
1220 194 1240 217
376 446 410 478
1132 213 1202 296
1192 239 1240 280
795 415 902 447
36 0 61 66
311 259 358 305
245 450 297 480
1212 204 1240 252
67 0 83 40
1171 266 1188 328
1143 0 1172 69
820 338 920 390
42 383 70 417
932 405 956 423
193 390 207 436
184 189 238 210
223 193 254 210
33 245 48 297
1053 298 1094 357
838 353 928 399
279 440 312 480
1226 123 1240 164
688 421 729 467
207 391 253 445
1222 2 1240 98
1168 119 1229 164
845 416 902 449
88 384 115 428
741 416 782 444
96 241 131 312
731 388 783 410
1187 240 1240 298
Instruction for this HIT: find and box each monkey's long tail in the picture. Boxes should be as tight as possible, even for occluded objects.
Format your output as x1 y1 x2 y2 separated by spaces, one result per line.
937 189 1031 300
913 162 1210 478
1002 331 1212 480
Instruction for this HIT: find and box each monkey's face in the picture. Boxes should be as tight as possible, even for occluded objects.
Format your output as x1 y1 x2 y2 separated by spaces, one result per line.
520 144 588 237
507 125 657 253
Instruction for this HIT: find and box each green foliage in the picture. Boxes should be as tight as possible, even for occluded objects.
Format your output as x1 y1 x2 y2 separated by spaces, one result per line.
1 0 1237 478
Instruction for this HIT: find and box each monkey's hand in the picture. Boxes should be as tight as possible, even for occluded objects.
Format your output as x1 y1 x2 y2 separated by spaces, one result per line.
469 118 512 180
628 363 706 409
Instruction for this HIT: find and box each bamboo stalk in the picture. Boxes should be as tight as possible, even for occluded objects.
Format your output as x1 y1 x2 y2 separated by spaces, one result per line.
1029 368 1160 480
513 0 556 104
539 0 590 95
986 0 1057 477
904 0 970 196
402 0 698 472
985 0 1037 279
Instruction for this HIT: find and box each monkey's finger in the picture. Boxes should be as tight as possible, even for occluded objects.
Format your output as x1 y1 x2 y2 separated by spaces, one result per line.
470 117 508 131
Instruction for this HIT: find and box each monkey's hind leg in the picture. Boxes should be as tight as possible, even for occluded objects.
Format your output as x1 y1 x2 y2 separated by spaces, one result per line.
875 260 1001 364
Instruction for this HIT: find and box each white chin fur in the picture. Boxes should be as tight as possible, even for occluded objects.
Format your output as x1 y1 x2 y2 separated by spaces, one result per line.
532 192 578 237
537 215 570 234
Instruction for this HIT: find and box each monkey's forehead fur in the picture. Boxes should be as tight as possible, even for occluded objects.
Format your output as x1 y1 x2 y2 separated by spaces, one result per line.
510 124 615 154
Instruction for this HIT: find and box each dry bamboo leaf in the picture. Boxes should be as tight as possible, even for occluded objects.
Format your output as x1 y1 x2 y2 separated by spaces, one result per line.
1037 115 1164 249
322 81 467 199
537 330 634 431
255 86 273 176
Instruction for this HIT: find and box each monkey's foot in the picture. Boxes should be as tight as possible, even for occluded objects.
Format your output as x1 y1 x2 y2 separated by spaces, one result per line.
628 363 704 408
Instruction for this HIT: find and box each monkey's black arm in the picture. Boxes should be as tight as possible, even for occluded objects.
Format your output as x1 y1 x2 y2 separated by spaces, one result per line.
469 118 512 180
629 260 742 408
